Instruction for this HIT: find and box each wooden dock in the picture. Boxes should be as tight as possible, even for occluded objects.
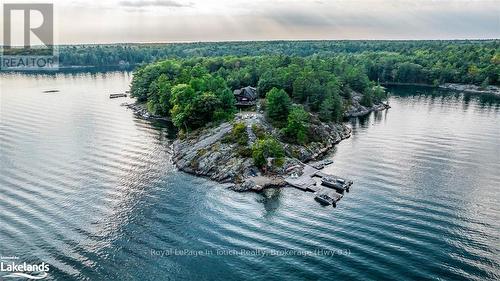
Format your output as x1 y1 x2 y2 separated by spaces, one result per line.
110 93 127 99
284 165 319 191
284 164 353 206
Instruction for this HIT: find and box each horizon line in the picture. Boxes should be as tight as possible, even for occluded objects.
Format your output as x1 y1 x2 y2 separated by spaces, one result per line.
2 38 499 47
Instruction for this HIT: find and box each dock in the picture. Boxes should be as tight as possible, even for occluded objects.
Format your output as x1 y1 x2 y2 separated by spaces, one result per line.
284 165 318 191
284 164 353 206
310 159 334 170
314 188 343 207
110 93 127 99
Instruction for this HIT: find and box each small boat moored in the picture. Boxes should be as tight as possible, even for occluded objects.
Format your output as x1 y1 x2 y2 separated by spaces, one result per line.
109 93 127 99
314 191 343 207
321 176 353 192
311 159 334 170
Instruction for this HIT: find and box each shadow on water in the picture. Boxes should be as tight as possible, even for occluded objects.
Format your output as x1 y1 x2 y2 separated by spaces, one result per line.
132 118 178 141
257 188 283 217
348 109 386 133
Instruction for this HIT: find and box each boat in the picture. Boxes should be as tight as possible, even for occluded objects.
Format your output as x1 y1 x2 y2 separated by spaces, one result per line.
314 191 343 207
315 194 334 205
335 178 354 188
321 176 351 192
311 159 334 170
109 93 127 99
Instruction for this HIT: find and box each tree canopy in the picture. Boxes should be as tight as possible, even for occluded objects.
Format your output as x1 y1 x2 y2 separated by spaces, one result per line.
266 88 292 127
129 40 498 133
55 40 499 87
252 136 285 168
283 105 309 144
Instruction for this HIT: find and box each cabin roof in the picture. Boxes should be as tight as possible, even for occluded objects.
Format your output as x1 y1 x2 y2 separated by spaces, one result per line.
234 86 257 100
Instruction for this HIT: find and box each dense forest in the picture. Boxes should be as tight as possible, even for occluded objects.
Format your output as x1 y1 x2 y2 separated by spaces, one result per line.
58 40 499 86
127 43 498 166
129 39 500 131
131 55 386 140
104 40 499 166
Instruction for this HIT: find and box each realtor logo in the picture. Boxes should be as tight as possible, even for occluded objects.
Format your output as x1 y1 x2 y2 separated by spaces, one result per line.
0 256 50 280
1 3 58 70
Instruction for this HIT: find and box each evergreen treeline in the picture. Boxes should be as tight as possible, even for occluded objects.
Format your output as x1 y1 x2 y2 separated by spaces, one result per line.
60 40 499 86
130 55 388 139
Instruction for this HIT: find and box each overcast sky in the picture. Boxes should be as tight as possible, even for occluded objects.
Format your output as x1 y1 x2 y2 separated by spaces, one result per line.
2 0 500 44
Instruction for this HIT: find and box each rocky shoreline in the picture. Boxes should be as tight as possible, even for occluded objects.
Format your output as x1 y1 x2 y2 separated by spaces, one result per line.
122 94 389 192
380 82 500 97
344 91 391 118
172 112 352 191
171 100 388 192
439 83 500 97
121 102 171 121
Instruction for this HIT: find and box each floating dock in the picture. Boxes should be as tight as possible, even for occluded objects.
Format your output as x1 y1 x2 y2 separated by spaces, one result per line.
314 188 343 207
110 93 127 98
284 164 352 206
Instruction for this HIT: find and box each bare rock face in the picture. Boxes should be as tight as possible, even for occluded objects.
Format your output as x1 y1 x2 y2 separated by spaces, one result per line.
439 83 500 96
171 88 392 192
283 122 351 162
233 176 287 192
344 91 390 118
172 111 352 191
172 122 257 183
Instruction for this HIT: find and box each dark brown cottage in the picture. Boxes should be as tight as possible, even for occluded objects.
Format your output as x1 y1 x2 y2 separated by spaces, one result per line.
233 86 257 106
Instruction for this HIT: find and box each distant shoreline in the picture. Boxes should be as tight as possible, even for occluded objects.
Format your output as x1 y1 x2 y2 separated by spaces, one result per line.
383 82 500 97
439 83 500 97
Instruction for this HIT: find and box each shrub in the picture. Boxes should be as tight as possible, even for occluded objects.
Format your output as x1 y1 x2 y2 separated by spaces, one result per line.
232 122 248 145
251 124 266 140
360 91 373 107
237 146 252 158
252 136 285 168
222 122 248 145
372 85 387 103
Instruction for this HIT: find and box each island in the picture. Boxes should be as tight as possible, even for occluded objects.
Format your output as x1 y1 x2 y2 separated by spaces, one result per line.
125 41 498 194
126 55 391 194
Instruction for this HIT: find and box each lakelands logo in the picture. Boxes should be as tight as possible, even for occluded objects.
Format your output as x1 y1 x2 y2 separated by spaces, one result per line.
1 2 58 70
0 258 50 280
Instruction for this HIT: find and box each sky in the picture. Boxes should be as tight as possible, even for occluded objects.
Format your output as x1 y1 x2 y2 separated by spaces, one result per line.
1 0 499 44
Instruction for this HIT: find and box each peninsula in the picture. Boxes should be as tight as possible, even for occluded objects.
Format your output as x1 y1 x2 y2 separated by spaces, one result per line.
128 55 391 191
128 41 499 190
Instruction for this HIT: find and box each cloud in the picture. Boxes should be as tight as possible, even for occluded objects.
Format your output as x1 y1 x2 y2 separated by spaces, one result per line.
118 0 192 8
56 0 499 43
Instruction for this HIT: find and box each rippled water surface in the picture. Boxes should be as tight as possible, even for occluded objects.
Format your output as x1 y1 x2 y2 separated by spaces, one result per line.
1 73 499 281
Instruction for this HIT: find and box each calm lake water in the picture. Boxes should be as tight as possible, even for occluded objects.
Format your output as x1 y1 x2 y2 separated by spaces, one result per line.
1 72 499 281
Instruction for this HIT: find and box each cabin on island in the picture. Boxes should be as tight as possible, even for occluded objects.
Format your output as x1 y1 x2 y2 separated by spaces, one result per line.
233 86 257 106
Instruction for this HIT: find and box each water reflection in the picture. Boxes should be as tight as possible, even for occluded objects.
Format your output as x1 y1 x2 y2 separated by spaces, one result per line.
387 85 500 110
1 75 499 281
258 188 283 217
348 110 387 133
